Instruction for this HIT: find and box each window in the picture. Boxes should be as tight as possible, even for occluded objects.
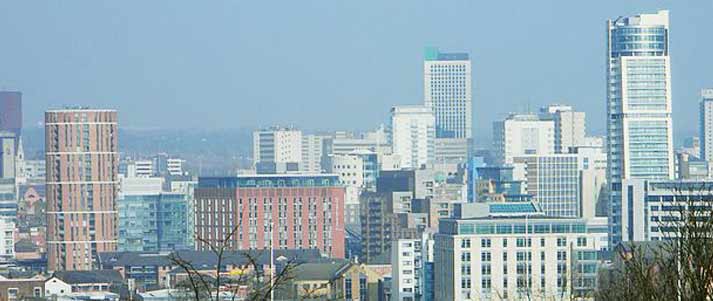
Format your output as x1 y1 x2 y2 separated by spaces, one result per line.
557 237 567 247
481 238 491 248
461 278 472 289
481 251 491 262
540 238 546 247
7 288 18 301
34 287 41 297
577 237 587 247
461 264 471 275
482 264 491 275
541 251 545 261
482 277 492 289
461 239 471 248
517 238 532 247
503 252 508 261
557 251 567 261
461 251 471 262
502 238 508 247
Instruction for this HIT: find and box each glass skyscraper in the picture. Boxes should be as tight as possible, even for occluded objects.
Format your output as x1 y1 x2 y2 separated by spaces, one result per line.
607 10 674 245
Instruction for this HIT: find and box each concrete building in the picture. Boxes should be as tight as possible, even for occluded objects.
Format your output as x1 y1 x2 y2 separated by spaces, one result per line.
434 138 469 164
194 174 345 258
253 127 302 174
700 89 713 162
514 154 581 218
390 105 435 169
330 150 378 226
619 180 713 242
392 233 435 301
0 218 14 264
133 160 154 178
301 134 326 174
45 109 119 271
166 158 185 176
424 47 472 141
607 10 674 245
359 191 423 264
540 105 586 154
493 113 555 164
434 204 603 300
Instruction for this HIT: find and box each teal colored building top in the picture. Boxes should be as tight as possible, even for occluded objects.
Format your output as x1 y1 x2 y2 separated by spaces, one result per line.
439 218 587 235
424 47 469 61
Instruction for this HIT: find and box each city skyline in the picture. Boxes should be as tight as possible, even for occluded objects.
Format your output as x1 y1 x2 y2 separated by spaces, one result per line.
0 1 711 146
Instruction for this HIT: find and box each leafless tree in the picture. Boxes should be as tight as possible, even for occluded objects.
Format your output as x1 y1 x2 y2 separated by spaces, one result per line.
168 224 301 301
597 181 713 300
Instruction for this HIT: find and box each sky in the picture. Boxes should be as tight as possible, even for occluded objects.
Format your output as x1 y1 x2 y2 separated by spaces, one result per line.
0 1 711 146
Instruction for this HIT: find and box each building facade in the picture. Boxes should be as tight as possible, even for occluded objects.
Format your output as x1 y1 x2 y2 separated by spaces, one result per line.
540 104 586 154
434 213 602 300
424 47 472 141
607 10 674 245
194 175 345 258
700 89 713 162
301 134 326 174
514 154 581 218
118 193 193 252
46 109 119 271
253 127 302 174
390 105 435 169
493 113 555 164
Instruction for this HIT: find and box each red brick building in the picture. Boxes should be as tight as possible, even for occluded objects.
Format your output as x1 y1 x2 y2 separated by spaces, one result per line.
195 175 345 258
45 109 119 271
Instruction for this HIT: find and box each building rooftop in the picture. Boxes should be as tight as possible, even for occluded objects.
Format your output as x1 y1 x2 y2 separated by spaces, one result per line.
198 174 341 188
52 270 123 285
424 47 469 61
291 260 351 281
100 249 325 269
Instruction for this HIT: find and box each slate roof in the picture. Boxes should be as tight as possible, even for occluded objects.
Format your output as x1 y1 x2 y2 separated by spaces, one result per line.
291 260 351 281
52 270 123 285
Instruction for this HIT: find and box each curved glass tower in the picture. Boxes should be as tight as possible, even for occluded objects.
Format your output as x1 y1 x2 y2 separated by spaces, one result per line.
607 10 674 245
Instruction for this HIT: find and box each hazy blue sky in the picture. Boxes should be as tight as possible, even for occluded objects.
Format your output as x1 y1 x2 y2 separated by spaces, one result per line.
0 1 711 145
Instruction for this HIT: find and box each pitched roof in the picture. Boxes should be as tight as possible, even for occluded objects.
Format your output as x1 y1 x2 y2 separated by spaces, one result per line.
52 270 123 285
292 260 351 281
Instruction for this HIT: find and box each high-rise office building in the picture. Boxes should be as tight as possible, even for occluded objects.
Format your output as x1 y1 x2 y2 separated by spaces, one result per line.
514 154 581 218
0 132 16 179
607 10 674 245
699 89 713 161
253 127 302 174
424 47 472 140
540 104 586 154
390 105 435 169
0 91 22 140
46 109 119 271
424 48 472 163
493 113 555 164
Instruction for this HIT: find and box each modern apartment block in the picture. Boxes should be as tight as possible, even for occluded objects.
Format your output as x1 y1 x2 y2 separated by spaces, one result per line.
194 174 345 258
390 105 435 169
434 204 603 300
607 10 674 245
700 89 713 162
253 127 302 174
493 113 555 164
118 193 193 252
392 233 435 301
46 109 119 271
539 105 586 154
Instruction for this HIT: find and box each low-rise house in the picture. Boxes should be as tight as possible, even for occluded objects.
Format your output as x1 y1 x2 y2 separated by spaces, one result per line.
276 259 383 300
45 270 125 298
0 273 45 300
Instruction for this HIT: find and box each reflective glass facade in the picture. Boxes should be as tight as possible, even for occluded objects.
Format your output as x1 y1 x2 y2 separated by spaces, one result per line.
607 11 674 245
